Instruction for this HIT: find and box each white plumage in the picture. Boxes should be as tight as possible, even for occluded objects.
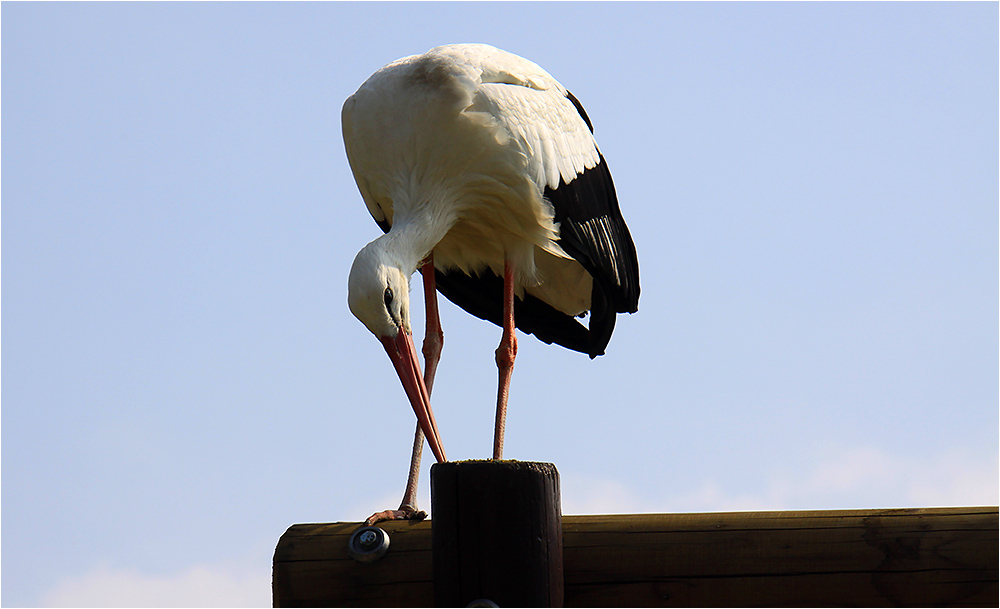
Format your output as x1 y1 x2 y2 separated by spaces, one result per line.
344 44 639 524
344 44 607 314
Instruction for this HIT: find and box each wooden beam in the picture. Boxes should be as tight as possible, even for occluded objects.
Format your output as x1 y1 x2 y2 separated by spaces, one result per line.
272 506 997 607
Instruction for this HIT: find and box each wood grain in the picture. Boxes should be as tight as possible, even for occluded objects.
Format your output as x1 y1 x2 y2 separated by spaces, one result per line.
431 460 563 607
273 506 997 607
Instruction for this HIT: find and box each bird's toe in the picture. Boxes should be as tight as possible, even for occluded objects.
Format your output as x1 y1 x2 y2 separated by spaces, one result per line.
364 505 427 526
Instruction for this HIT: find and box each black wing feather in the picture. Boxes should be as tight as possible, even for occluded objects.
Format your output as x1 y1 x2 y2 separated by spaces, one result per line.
544 153 640 357
433 269 592 354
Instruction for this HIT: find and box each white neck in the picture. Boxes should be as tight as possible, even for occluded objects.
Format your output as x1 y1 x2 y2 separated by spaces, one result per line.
377 209 454 275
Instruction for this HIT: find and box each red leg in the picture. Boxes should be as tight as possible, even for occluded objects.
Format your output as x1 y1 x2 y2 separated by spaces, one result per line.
366 419 426 525
419 256 444 394
493 259 518 460
366 255 443 525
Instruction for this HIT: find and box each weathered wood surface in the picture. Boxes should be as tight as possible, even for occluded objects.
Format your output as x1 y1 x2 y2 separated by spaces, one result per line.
431 460 563 607
272 506 997 607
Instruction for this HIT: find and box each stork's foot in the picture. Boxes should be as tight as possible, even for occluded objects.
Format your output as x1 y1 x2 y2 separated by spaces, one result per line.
364 505 427 526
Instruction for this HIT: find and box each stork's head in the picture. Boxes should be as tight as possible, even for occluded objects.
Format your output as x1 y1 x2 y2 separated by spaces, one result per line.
348 241 413 338
348 241 446 462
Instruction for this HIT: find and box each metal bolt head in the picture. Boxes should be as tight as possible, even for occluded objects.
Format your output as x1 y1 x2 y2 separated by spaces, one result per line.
348 526 390 563
358 530 378 549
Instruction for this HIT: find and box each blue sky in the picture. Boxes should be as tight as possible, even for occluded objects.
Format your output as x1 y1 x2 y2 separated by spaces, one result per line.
3 2 997 606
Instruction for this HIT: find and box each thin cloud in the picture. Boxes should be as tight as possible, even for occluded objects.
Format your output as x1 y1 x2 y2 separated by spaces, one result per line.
40 562 270 608
562 445 998 514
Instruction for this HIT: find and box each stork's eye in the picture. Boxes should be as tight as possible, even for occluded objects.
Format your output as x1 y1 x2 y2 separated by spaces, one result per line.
383 287 393 308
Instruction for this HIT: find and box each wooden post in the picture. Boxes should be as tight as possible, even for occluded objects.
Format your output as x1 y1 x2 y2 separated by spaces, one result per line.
431 460 563 607
272 506 997 607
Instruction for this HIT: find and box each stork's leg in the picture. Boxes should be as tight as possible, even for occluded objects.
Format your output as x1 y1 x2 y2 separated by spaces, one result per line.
493 259 518 460
364 256 443 526
396 259 444 511
418 256 445 395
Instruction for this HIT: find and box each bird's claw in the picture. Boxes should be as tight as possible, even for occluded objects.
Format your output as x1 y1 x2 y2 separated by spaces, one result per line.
364 505 427 526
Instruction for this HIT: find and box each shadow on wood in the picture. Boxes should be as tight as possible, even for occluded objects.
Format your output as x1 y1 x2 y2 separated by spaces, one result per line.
272 506 998 607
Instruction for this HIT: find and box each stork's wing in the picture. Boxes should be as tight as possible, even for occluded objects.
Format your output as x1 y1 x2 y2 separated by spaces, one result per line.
342 96 392 234
440 83 640 357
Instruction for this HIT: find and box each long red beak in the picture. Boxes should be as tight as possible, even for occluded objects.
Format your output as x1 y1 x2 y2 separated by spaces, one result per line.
380 330 447 463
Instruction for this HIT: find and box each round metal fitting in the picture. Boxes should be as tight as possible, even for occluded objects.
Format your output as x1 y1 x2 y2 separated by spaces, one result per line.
347 526 390 562
467 600 499 608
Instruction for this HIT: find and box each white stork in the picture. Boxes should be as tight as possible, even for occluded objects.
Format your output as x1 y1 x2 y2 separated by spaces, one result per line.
344 44 639 523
